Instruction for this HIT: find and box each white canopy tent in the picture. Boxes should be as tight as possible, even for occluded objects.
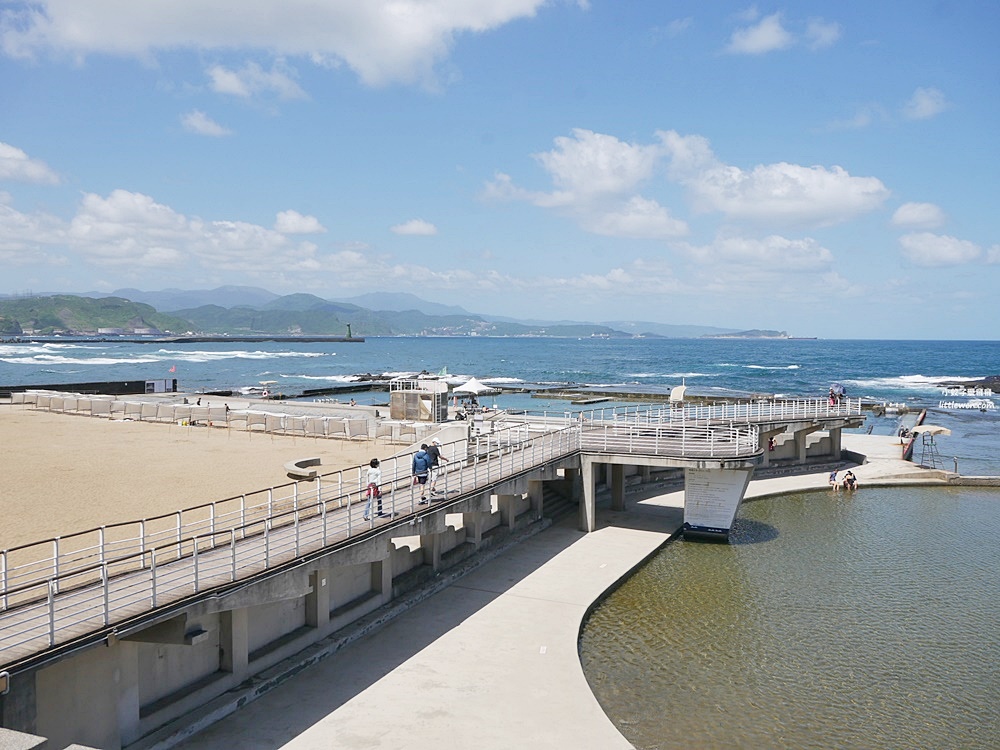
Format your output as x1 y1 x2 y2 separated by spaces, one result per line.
453 377 498 395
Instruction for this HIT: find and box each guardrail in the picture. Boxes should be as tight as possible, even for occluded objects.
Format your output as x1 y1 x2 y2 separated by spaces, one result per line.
0 397 849 668
0 422 581 667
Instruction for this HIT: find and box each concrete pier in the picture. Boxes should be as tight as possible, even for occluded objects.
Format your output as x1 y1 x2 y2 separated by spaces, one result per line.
165 434 961 750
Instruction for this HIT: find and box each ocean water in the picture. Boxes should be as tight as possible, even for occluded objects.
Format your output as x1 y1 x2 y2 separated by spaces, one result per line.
2 336 998 473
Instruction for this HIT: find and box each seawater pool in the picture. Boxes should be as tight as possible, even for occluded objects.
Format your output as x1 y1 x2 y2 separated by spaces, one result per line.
579 486 1000 750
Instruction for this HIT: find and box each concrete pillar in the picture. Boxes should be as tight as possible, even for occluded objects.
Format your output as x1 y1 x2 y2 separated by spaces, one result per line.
640 466 652 483
117 641 141 746
760 428 785 467
419 533 442 571
305 569 330 630
829 426 843 459
372 558 393 605
563 467 581 501
462 511 485 547
527 480 544 520
0 670 38 736
498 493 518 529
219 608 249 681
793 425 822 463
579 456 597 533
610 464 625 512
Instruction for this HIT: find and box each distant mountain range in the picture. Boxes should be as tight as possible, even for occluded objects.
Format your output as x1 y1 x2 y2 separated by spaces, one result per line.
0 286 756 338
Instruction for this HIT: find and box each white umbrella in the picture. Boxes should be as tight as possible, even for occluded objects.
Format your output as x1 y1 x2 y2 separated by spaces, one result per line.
454 377 498 395
910 424 951 436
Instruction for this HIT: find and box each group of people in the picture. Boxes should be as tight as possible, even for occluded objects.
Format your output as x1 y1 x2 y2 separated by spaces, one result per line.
363 438 450 520
829 469 858 492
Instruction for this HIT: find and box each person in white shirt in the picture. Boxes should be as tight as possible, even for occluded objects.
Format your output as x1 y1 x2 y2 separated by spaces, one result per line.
364 458 384 519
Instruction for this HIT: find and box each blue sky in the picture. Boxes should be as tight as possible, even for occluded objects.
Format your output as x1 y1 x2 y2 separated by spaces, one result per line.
1 1 997 339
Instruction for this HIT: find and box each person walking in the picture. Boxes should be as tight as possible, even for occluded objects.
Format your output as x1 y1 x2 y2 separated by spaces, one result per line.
364 458 384 520
426 438 448 497
412 444 431 504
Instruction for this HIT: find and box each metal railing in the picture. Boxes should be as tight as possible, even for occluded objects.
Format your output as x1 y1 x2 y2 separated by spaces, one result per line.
0 397 853 668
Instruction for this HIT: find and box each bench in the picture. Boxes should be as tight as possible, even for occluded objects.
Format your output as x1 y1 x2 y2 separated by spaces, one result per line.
284 457 322 480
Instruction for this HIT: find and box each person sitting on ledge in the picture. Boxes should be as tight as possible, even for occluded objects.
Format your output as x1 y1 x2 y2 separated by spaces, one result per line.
842 470 858 491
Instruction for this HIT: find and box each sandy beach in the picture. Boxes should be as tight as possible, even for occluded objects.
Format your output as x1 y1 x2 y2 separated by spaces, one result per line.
0 407 386 551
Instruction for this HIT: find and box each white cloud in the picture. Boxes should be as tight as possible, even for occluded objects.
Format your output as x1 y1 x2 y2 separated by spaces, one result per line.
181 110 232 137
208 60 306 100
891 202 945 229
726 12 793 54
583 196 688 239
533 129 662 202
488 129 688 239
903 87 948 120
0 142 61 184
0 0 554 88
391 219 438 236
680 234 834 271
275 210 326 234
659 130 889 226
805 19 841 50
55 189 321 274
899 232 981 267
987 245 1000 264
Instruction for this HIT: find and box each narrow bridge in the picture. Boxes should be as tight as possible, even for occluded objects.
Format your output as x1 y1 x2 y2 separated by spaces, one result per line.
0 398 862 748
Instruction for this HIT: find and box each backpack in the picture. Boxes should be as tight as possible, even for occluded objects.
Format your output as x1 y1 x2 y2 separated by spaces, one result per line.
412 450 430 475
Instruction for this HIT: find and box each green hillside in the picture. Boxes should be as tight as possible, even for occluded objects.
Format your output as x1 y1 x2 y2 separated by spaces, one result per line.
0 295 192 335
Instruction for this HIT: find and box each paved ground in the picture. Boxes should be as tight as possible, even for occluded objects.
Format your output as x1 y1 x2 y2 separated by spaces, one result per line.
171 434 945 750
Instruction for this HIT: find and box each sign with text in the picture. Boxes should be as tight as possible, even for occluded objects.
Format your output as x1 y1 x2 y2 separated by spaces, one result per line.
683 468 753 539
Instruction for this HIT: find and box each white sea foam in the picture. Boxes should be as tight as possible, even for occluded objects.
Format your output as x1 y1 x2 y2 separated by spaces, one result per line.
845 374 985 392
744 364 800 370
286 374 362 383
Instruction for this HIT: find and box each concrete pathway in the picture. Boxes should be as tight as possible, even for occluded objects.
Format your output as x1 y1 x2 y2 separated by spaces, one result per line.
171 434 943 750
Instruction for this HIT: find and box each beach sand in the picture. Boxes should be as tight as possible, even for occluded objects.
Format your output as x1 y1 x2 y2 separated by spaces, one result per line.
0 408 387 550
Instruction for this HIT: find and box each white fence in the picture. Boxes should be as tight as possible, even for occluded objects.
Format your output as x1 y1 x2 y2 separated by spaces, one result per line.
1 396 860 668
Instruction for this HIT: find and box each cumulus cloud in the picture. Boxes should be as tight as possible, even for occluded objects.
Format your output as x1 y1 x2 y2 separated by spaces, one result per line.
58 189 322 274
899 232 981 267
0 142 61 184
891 202 945 229
208 60 306 100
903 87 948 120
275 210 326 234
658 130 889 226
726 13 793 54
0 0 553 88
486 129 688 239
583 196 688 239
391 219 438 236
180 110 232 137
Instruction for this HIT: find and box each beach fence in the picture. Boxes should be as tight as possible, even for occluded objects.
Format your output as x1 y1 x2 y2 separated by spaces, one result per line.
7 390 436 444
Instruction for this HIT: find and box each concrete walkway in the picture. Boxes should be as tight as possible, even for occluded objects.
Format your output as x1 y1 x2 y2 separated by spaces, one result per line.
170 434 945 750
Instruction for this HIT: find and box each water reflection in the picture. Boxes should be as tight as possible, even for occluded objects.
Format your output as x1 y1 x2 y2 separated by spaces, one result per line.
580 487 1000 750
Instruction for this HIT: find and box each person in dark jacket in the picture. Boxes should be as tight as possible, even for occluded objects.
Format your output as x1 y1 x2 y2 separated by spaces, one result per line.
412 444 430 503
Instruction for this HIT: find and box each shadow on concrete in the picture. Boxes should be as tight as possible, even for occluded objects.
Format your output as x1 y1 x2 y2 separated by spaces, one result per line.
172 520 604 749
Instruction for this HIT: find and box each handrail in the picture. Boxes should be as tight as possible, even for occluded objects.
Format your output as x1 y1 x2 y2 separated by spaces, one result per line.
0 397 858 667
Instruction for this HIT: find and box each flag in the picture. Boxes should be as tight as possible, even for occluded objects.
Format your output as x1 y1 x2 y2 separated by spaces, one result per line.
169 365 176 373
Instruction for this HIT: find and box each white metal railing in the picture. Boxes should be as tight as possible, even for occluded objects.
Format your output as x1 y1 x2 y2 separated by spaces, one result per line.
0 397 848 667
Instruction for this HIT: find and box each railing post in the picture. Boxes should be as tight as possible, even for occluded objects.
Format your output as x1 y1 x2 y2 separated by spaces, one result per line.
139 519 146 556
0 550 6 610
48 579 56 646
52 538 60 594
240 495 246 539
294 485 300 557
102 563 110 626
175 511 182 560
193 539 200 593
150 548 158 608
99 526 106 567
231 529 237 582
